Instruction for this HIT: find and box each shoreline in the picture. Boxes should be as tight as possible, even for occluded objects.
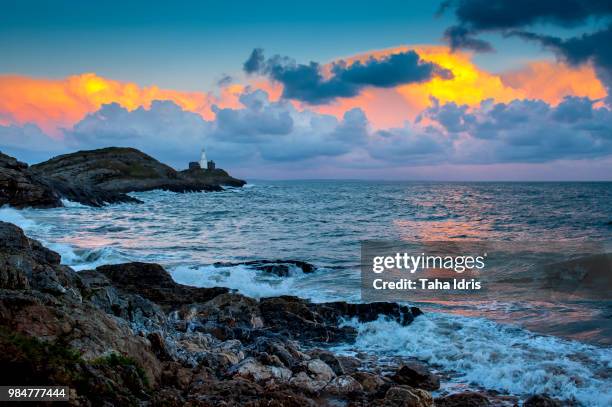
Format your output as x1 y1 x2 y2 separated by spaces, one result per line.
0 219 576 406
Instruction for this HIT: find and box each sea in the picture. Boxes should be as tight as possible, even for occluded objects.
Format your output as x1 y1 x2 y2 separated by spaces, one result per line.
1 181 611 405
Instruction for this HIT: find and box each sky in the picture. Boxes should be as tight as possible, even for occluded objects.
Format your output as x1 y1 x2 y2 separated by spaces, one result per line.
1 0 611 180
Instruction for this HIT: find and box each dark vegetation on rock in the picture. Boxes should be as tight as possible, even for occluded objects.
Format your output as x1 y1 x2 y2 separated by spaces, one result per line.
1 147 245 208
0 220 570 406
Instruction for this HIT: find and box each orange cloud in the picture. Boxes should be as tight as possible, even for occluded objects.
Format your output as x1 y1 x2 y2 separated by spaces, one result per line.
311 45 607 128
0 47 607 136
500 60 607 103
0 73 238 136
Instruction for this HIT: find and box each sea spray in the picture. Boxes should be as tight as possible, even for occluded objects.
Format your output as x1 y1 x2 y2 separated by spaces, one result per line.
333 314 612 406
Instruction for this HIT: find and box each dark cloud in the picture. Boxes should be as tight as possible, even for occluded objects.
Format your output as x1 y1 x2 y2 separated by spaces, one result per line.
243 49 452 104
243 48 265 74
442 0 612 31
443 26 494 52
441 1 612 100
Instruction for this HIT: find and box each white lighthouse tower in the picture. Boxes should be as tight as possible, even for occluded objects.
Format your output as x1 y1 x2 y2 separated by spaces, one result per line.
199 148 207 169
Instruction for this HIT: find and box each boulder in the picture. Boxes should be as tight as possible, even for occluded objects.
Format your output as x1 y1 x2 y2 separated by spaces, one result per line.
524 394 563 407
391 362 440 391
306 358 336 382
381 385 434 407
352 371 391 395
323 375 363 395
435 391 491 406
95 262 228 310
228 357 292 383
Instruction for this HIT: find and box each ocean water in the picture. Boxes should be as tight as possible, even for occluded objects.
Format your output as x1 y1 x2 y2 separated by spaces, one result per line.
1 181 611 405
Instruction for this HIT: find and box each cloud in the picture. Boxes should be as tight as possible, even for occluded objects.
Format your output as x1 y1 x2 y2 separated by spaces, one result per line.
509 25 612 100
0 123 70 162
2 89 611 177
440 0 612 100
243 49 452 104
443 26 494 52
61 91 370 167
421 96 612 163
441 0 612 31
68 100 213 165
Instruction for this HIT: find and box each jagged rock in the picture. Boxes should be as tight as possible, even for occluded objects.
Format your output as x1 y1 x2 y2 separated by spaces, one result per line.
306 358 336 382
0 151 61 208
180 166 246 188
0 222 162 387
524 394 563 407
391 362 440 391
214 259 316 276
308 348 346 375
95 262 228 309
324 375 363 395
250 336 308 370
228 357 292 383
352 371 390 395
380 385 434 407
436 391 491 406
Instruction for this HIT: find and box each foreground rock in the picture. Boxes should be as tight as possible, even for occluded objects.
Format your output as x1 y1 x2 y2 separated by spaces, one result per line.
0 151 62 208
0 221 430 406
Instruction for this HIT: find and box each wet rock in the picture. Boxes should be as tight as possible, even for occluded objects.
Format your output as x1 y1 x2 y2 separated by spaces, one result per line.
381 385 434 407
96 262 228 310
250 336 307 369
228 357 292 383
524 394 563 407
352 371 390 395
214 259 316 276
314 301 422 326
308 348 345 375
337 355 362 374
324 374 363 395
390 362 440 391
259 296 358 343
306 358 336 382
435 391 491 406
289 371 329 393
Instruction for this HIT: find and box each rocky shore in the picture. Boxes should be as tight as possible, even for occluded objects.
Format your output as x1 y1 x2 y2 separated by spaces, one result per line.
0 221 565 406
0 147 246 208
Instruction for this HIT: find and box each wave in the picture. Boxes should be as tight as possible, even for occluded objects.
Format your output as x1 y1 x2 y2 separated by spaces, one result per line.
333 314 612 406
0 205 37 231
168 263 353 302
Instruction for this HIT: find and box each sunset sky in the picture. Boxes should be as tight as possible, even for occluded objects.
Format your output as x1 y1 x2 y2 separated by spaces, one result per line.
1 0 611 180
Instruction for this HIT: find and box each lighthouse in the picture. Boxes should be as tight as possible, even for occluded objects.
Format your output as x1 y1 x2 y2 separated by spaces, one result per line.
199 148 207 169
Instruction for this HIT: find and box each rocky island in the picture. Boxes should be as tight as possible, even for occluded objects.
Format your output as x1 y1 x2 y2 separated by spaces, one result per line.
0 147 245 208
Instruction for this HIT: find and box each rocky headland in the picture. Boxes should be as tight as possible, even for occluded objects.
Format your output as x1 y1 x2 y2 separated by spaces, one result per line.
0 221 565 406
0 147 245 208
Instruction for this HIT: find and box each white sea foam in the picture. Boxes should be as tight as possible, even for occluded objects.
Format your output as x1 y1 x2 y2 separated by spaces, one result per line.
169 264 308 298
60 199 88 208
335 314 612 406
0 206 37 230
